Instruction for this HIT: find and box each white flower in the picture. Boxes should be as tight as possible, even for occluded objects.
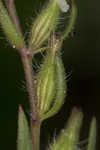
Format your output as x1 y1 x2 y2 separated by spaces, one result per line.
56 0 70 12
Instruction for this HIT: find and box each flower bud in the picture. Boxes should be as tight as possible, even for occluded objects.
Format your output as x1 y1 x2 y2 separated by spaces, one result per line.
29 0 60 51
41 55 67 120
36 42 57 116
49 108 83 150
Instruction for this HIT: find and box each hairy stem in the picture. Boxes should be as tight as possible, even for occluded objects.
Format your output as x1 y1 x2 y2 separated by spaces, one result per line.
20 49 40 150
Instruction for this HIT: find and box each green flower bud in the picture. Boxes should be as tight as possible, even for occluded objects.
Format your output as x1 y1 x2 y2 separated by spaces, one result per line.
41 55 67 120
49 108 83 150
29 0 60 51
36 41 57 116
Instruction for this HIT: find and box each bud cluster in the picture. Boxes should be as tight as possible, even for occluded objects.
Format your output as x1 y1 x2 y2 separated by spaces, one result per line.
0 1 97 150
27 0 77 120
0 0 77 51
0 0 77 120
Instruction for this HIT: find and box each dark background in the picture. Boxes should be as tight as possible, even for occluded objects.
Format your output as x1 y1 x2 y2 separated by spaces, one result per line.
0 0 100 149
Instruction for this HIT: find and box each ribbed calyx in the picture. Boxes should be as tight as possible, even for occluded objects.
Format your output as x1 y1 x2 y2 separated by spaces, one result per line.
29 0 60 51
48 108 97 150
49 108 83 150
36 35 57 116
36 33 66 120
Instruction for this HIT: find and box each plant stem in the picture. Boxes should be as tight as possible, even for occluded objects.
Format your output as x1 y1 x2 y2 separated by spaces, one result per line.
31 121 41 150
21 50 37 120
3 0 40 149
4 1 41 149
20 49 40 150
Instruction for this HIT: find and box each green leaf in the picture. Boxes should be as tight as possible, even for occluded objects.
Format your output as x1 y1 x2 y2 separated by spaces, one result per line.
0 0 25 48
17 106 32 150
49 108 83 150
87 117 97 150
63 0 77 40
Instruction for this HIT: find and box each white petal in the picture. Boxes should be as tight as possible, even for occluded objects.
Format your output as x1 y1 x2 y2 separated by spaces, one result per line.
56 0 70 12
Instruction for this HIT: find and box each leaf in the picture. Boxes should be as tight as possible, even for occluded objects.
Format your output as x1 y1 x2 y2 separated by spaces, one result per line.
49 108 83 150
0 0 25 48
17 105 32 150
87 117 97 150
63 0 77 40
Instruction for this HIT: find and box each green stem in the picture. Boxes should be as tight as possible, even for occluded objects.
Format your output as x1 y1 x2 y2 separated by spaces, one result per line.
32 46 48 55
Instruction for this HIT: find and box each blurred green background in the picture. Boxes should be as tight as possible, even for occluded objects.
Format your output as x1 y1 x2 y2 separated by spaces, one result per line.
0 0 100 149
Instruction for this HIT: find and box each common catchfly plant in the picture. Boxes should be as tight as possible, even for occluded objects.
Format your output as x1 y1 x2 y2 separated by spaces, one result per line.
0 0 97 150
